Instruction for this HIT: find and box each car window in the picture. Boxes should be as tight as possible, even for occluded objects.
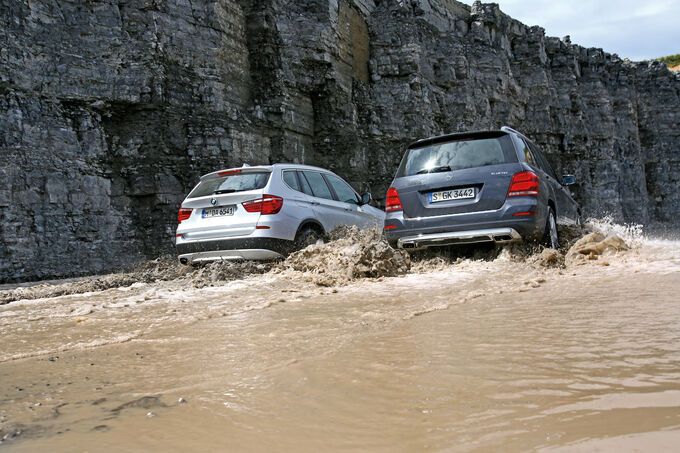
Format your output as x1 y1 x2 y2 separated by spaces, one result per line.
301 171 333 200
325 173 359 204
521 140 539 168
529 142 558 180
282 170 300 191
297 171 314 196
396 135 517 177
187 171 270 198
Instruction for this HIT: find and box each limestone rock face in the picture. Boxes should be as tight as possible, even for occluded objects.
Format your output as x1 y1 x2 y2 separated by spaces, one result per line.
1 0 678 282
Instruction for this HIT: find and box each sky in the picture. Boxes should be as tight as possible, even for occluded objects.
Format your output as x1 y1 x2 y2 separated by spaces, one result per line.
460 0 680 61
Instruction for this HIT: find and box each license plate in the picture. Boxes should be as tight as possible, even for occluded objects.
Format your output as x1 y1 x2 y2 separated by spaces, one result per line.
201 205 235 218
429 188 475 203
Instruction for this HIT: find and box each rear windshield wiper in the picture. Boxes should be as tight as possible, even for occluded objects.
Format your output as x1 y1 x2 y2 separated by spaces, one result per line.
416 165 451 175
213 189 239 194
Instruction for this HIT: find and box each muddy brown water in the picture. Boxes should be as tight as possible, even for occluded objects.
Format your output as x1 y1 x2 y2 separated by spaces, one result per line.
1 225 679 452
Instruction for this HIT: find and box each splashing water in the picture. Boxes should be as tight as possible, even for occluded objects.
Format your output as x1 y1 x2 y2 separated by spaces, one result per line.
279 225 411 286
585 215 644 247
1 220 636 302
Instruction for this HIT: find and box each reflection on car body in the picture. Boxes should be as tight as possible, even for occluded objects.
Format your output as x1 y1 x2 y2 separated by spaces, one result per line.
175 164 384 264
383 126 580 250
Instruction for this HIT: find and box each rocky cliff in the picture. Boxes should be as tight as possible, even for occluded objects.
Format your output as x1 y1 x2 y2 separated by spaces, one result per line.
1 0 679 282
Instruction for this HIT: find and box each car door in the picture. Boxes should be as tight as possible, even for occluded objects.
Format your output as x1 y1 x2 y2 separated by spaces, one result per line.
299 170 348 232
280 169 319 235
323 172 379 228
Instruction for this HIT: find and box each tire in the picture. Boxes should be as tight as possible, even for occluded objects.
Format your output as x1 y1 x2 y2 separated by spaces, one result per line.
294 227 323 250
542 207 559 249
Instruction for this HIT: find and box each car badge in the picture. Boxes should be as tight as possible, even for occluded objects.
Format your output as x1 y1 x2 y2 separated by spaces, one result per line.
210 198 217 206
446 175 453 181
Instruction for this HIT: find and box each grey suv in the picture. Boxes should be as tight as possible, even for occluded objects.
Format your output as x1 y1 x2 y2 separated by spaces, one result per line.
176 164 384 264
383 127 580 250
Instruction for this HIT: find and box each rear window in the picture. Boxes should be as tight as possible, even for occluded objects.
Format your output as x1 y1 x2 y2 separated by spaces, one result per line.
396 135 517 177
187 171 270 198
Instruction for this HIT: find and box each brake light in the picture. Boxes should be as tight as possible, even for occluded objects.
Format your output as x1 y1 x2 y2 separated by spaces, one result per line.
385 188 402 212
218 169 242 176
242 195 283 215
507 171 540 197
177 207 192 223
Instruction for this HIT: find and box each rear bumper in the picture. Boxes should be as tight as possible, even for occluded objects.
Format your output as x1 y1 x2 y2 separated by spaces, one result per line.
384 199 545 249
396 227 522 250
176 237 293 264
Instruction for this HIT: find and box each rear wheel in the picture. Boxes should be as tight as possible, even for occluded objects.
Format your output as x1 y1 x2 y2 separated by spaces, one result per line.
542 207 559 249
294 227 323 250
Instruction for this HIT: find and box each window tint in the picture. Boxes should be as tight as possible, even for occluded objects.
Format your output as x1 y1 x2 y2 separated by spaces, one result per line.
282 170 300 191
188 172 270 198
298 171 314 196
301 171 333 200
521 140 539 168
325 174 359 204
528 142 558 180
396 135 517 177
544 158 558 181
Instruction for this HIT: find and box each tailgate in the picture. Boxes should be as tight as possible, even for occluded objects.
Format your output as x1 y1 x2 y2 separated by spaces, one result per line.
396 163 521 218
178 191 264 240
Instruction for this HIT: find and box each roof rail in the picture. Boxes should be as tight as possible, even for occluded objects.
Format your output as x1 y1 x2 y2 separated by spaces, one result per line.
500 126 521 135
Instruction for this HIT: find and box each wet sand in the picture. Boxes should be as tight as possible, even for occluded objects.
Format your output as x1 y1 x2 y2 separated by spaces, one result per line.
1 223 679 451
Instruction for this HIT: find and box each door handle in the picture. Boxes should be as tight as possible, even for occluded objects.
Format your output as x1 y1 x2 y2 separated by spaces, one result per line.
311 201 320 206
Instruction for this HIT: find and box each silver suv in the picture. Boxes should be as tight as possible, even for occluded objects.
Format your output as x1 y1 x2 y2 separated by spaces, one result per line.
175 164 385 264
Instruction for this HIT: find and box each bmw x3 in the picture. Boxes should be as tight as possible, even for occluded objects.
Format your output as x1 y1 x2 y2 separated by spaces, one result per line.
175 164 384 264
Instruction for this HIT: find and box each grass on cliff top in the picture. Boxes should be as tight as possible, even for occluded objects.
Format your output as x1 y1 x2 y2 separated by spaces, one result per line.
656 54 680 71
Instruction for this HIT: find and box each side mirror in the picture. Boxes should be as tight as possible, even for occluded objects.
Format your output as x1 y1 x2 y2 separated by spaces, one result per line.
360 192 372 205
562 174 576 186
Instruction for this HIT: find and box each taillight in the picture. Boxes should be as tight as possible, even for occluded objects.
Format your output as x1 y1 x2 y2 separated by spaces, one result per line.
385 187 402 212
242 195 283 215
177 207 192 223
507 171 540 197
